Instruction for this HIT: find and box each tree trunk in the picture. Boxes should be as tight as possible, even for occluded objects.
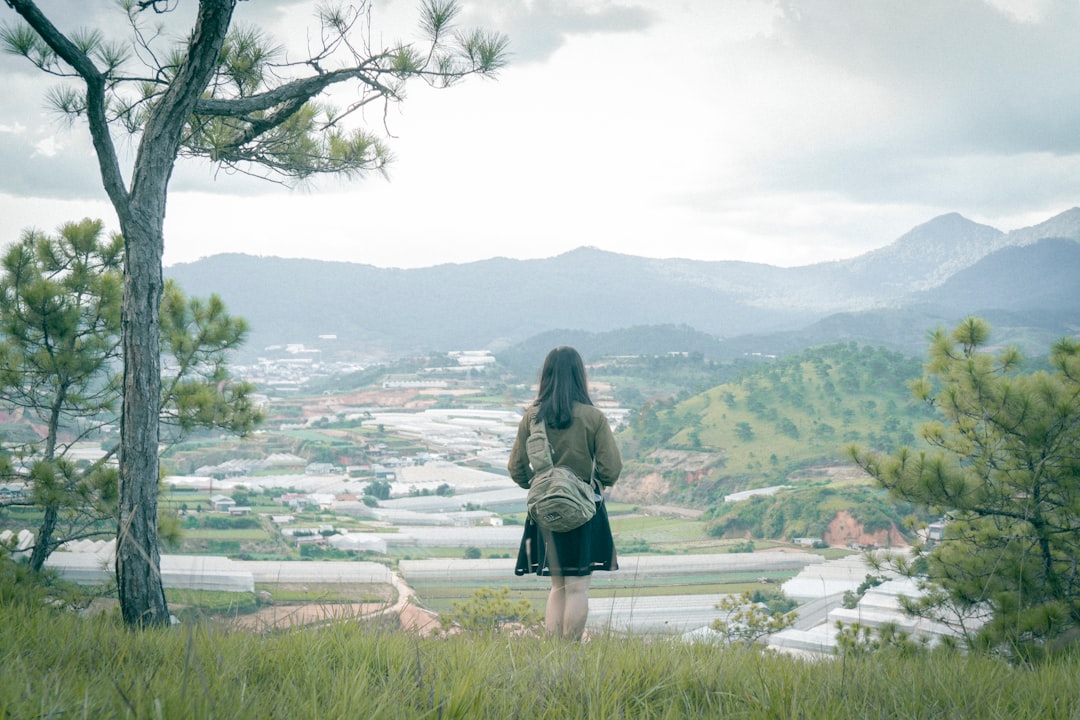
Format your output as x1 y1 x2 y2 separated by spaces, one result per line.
109 0 238 630
30 390 64 572
28 504 58 573
6 0 239 628
115 213 169 627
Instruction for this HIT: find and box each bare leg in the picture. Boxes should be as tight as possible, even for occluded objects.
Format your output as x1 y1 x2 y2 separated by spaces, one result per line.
542 528 568 637
561 574 591 640
546 575 566 636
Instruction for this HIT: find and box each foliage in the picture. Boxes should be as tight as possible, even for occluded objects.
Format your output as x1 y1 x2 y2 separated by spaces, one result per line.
498 327 741 381
0 547 47 607
408 483 455 497
165 588 258 619
2 0 507 626
0 550 93 611
618 537 653 554
193 514 262 531
711 590 798 647
0 220 122 422
0 220 122 570
1 1 508 181
0 220 260 571
727 539 756 553
624 343 933 498
706 484 923 542
842 573 888 609
364 479 392 500
441 586 541 632
749 587 799 615
834 621 931 659
851 317 1080 661
297 544 376 561
158 281 263 441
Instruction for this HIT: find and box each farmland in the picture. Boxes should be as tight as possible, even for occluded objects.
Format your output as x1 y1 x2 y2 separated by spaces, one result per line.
12 349 885 637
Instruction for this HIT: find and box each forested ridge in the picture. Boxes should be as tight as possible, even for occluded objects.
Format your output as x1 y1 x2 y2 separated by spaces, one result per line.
165 209 1080 362
622 344 931 480
611 343 938 540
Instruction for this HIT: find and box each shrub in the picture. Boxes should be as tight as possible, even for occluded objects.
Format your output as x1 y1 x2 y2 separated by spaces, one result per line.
441 586 541 633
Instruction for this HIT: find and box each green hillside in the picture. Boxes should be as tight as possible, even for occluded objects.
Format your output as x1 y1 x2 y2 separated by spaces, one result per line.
619 343 936 513
706 483 922 543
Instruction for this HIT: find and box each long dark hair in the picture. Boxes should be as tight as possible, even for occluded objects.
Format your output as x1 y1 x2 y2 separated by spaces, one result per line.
535 346 592 429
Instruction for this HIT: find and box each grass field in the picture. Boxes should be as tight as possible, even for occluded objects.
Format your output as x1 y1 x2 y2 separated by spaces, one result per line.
180 528 274 542
5 598 1076 720
408 564 800 615
611 516 709 542
252 583 393 604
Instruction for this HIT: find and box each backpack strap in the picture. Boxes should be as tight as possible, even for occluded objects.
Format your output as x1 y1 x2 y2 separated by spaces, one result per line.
527 414 599 493
526 416 555 474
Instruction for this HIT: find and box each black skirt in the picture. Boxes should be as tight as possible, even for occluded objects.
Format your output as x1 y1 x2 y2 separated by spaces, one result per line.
515 499 617 577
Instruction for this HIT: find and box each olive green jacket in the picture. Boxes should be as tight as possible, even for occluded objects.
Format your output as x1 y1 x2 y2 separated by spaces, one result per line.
508 403 622 490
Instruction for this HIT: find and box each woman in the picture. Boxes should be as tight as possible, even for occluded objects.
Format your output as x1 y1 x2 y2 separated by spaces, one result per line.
508 346 622 640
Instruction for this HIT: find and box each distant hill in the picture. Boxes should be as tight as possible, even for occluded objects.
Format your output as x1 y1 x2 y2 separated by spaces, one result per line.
603 343 937 517
164 208 1080 362
495 324 728 376
758 212 1006 311
917 237 1080 312
166 250 797 359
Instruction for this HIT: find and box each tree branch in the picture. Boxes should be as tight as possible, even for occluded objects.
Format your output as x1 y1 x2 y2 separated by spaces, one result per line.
193 60 398 117
129 0 237 206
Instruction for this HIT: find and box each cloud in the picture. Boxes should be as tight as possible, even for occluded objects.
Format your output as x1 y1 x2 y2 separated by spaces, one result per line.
0 0 654 201
740 0 1080 211
458 0 654 63
2 0 1078 270
768 0 1080 153
0 123 102 199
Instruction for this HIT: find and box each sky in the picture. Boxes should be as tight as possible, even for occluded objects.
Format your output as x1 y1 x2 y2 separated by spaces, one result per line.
1 0 1079 269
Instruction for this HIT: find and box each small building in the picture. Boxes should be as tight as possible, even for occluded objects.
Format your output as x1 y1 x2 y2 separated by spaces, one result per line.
280 493 318 510
228 506 252 516
0 483 27 502
927 521 947 543
328 533 388 554
210 494 236 513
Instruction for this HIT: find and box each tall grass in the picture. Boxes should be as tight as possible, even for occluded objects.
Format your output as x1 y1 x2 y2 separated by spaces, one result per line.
3 600 1078 719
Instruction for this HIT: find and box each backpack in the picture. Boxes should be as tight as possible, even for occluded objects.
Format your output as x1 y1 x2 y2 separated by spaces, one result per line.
525 416 596 533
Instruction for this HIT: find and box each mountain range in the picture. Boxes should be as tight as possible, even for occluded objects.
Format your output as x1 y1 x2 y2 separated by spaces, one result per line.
164 208 1080 363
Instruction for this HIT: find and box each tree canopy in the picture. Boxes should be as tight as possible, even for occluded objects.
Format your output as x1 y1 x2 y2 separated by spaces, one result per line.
852 317 1080 661
2 0 507 626
0 218 261 572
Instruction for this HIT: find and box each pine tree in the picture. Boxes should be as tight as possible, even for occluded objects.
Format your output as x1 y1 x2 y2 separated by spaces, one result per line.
0 219 261 574
3 0 506 626
852 317 1080 660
